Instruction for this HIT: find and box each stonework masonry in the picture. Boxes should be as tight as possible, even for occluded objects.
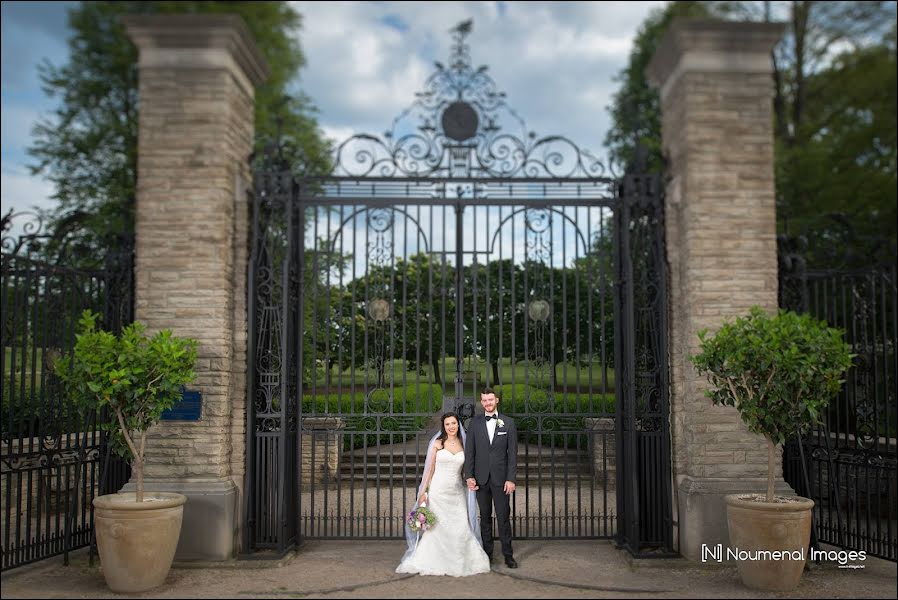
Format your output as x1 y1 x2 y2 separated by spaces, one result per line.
647 19 789 561
124 14 267 560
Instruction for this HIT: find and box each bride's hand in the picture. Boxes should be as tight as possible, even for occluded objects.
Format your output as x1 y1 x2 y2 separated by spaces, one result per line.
418 491 428 504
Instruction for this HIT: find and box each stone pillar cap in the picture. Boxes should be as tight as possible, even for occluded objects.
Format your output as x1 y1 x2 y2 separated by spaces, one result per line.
122 14 269 88
647 18 784 92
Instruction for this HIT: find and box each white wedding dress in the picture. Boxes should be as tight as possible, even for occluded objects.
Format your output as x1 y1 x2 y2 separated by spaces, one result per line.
396 448 491 577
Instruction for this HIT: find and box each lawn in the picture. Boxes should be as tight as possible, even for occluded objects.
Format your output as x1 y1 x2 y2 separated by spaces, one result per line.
308 356 616 391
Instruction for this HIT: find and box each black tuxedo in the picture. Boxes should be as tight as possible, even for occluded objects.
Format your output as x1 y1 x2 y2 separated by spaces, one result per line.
463 413 517 559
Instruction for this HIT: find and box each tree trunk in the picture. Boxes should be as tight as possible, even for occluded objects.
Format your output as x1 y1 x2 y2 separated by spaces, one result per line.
492 359 500 387
767 438 776 503
431 356 442 385
766 1 789 144
791 1 809 140
134 457 144 503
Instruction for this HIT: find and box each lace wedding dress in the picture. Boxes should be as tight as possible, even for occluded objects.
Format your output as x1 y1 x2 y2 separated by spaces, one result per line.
396 448 491 577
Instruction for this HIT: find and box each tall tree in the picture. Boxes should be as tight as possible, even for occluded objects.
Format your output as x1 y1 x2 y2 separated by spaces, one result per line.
603 1 714 172
28 1 331 266
604 1 897 267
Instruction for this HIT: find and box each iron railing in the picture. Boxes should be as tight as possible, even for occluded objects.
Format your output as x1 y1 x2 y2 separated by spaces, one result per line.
780 266 897 561
1 212 133 571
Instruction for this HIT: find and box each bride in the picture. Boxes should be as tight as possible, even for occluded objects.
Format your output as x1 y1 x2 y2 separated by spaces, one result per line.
396 412 490 577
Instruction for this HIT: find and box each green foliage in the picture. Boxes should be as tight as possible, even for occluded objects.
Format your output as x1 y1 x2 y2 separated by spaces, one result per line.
301 383 443 415
310 250 618 386
690 307 853 445
604 1 897 267
496 384 615 414
777 40 897 260
1 370 87 439
2 373 40 437
52 310 198 464
603 1 713 171
497 383 615 449
300 382 615 451
28 1 331 266
302 384 441 450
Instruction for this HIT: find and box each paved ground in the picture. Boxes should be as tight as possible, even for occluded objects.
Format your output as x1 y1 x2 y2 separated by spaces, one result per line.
1 540 895 599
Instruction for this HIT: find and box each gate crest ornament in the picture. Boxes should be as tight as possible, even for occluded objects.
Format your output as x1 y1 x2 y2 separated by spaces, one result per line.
332 20 607 179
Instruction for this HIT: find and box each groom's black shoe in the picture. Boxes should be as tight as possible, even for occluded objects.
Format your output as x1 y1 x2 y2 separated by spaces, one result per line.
504 556 518 569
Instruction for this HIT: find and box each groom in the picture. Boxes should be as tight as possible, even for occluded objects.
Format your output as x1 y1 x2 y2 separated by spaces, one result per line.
464 387 518 568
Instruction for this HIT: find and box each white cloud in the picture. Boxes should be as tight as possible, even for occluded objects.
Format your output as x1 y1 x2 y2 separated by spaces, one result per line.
0 167 58 243
319 124 356 144
291 1 665 162
1 168 56 214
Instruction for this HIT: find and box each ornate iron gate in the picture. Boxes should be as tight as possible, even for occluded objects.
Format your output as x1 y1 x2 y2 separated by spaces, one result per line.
1 212 133 571
245 25 671 555
779 226 897 561
614 164 674 556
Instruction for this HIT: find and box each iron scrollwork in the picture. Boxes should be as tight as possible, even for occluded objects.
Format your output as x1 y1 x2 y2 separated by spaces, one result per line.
330 23 607 179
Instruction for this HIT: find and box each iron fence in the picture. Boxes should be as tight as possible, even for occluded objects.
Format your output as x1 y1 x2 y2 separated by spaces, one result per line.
1 213 133 571
780 266 897 561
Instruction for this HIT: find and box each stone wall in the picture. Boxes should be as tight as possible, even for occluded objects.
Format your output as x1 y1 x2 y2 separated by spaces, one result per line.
584 417 615 489
299 418 345 486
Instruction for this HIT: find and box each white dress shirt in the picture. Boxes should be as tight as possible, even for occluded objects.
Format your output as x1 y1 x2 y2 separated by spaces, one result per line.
486 412 498 443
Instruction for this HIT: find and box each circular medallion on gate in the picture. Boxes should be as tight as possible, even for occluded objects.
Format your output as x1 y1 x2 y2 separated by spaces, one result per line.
525 208 552 233
441 101 479 141
528 299 551 322
368 298 391 321
367 208 394 232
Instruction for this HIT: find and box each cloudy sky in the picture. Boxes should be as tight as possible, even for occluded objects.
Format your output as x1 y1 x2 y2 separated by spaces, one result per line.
1 1 666 238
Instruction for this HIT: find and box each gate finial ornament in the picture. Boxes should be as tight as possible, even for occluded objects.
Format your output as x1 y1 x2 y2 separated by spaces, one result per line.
330 18 606 179
450 18 473 36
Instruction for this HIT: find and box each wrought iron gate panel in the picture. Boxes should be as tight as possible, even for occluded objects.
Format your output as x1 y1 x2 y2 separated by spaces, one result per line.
245 171 299 553
281 199 621 540
780 260 897 562
459 203 618 539
614 168 674 556
246 22 672 554
1 213 133 571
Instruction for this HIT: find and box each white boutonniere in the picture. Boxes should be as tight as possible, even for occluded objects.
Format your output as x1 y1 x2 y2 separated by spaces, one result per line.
497 418 505 428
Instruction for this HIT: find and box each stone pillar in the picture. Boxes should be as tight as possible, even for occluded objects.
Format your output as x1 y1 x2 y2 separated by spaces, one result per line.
584 417 615 489
646 19 790 560
299 417 345 486
123 15 268 561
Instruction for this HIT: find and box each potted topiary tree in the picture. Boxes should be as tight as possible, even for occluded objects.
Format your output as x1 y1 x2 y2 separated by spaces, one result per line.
690 306 852 591
53 310 198 593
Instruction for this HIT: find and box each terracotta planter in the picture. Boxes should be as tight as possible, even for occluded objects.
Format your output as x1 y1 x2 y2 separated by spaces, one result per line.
93 492 186 593
725 494 814 591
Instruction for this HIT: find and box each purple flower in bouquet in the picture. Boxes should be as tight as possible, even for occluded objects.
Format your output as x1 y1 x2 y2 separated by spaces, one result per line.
406 504 436 533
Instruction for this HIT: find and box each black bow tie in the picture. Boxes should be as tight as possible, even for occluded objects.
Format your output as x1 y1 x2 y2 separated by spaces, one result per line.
486 414 498 421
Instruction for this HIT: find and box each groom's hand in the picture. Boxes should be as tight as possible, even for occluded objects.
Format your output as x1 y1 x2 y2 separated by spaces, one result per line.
503 481 516 495
466 478 477 491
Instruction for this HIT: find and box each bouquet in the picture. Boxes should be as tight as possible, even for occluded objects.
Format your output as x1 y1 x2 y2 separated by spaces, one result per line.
406 502 437 533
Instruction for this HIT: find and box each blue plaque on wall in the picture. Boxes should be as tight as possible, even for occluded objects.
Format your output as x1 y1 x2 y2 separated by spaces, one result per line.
161 389 202 421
